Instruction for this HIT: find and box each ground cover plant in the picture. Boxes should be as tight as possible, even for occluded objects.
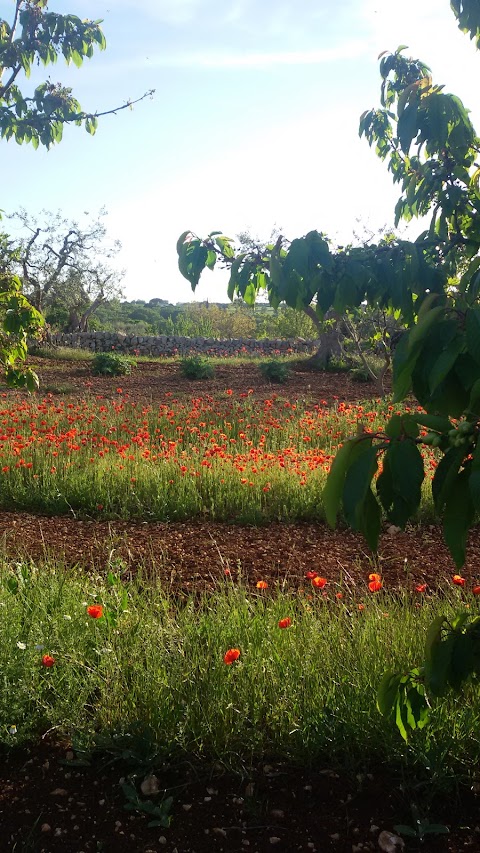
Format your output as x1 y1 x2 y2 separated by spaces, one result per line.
0 388 439 523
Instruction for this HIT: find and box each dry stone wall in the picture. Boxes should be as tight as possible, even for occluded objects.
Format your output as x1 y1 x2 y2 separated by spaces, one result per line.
44 331 318 357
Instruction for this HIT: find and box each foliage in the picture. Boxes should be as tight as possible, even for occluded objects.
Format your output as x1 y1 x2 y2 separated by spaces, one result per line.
91 352 135 377
259 359 290 384
0 0 151 389
179 355 214 380
3 559 480 786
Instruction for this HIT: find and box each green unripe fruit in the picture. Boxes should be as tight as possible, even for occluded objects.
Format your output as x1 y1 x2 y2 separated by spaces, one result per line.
423 433 437 445
432 435 442 448
459 421 475 435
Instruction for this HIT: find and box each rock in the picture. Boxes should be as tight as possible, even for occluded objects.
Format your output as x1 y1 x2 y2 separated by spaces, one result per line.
140 774 160 796
50 788 68 797
40 823 51 833
378 830 405 852
213 827 227 838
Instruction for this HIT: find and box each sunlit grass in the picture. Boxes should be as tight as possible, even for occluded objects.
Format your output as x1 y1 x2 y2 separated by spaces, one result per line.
1 559 479 783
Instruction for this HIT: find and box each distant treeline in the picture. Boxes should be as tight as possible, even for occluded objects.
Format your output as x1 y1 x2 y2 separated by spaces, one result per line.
45 299 318 341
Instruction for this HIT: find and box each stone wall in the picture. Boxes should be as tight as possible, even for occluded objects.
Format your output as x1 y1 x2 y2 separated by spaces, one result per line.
41 331 318 357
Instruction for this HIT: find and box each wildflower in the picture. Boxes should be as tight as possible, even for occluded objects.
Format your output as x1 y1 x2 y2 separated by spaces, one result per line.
415 583 427 593
336 592 344 600
452 575 465 587
224 568 231 576
224 648 241 665
278 617 292 629
9 725 17 735
16 641 26 650
256 580 268 589
368 572 381 582
368 579 383 592
473 586 480 595
41 654 55 667
311 576 327 589
305 571 317 580
87 604 104 619
358 604 365 611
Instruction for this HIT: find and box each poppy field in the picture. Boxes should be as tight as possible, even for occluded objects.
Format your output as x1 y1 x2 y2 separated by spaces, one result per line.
0 356 479 851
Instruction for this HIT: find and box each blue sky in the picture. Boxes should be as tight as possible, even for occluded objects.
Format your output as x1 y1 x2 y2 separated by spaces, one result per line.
1 0 480 304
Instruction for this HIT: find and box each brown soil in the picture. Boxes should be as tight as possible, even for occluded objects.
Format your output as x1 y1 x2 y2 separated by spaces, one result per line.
0 358 477 853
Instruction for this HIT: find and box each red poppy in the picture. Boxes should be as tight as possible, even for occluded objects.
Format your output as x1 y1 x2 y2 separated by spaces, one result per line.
305 571 317 580
452 575 465 587
415 583 427 593
256 580 268 589
312 576 327 589
87 604 104 619
278 617 292 629
41 654 55 667
473 586 480 595
368 572 381 582
336 592 344 600
368 579 383 592
358 604 365 611
224 648 241 665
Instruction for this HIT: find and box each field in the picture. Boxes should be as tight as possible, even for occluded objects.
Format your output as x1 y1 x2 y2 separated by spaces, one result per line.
0 353 479 852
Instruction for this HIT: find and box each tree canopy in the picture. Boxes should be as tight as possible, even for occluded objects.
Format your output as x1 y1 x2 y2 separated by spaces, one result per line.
0 0 152 389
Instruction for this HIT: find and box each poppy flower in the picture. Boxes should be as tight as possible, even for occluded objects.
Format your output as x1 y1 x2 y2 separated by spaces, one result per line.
41 654 55 667
368 579 383 592
368 572 381 582
336 592 344 600
256 580 268 589
305 571 317 580
358 604 365 611
312 576 327 589
415 583 427 593
87 604 104 619
452 575 465 587
223 648 241 665
473 586 480 595
278 617 292 629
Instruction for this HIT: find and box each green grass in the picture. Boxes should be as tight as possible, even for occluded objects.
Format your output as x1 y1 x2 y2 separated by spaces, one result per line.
1 558 479 788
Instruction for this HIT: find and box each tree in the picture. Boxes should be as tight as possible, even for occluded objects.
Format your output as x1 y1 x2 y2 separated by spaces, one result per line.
0 0 152 388
5 208 124 329
177 0 480 736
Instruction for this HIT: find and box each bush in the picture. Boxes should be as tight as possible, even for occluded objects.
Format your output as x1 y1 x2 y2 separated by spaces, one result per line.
350 366 374 383
179 355 214 380
92 352 135 377
259 360 290 383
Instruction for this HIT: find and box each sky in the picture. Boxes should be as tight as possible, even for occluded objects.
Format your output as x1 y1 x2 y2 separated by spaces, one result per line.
1 0 480 305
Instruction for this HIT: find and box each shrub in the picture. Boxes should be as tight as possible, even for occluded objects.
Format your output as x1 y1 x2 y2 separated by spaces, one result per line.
259 360 290 384
350 366 374 383
92 352 135 377
179 355 214 380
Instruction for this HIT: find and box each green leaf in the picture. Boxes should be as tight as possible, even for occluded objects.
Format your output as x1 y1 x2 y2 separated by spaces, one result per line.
443 469 475 568
323 438 359 527
377 670 402 717
342 444 378 530
466 308 480 365
428 336 465 393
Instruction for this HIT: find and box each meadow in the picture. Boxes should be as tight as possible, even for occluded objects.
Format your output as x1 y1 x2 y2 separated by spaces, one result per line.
0 353 478 852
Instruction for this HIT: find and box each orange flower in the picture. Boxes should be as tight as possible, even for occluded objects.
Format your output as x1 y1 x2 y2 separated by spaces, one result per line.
256 580 268 589
368 579 383 592
336 592 343 600
224 648 240 665
368 572 381 582
41 654 55 667
452 575 465 587
358 604 365 611
473 586 480 595
312 576 327 589
278 617 292 629
87 604 104 619
415 583 427 593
